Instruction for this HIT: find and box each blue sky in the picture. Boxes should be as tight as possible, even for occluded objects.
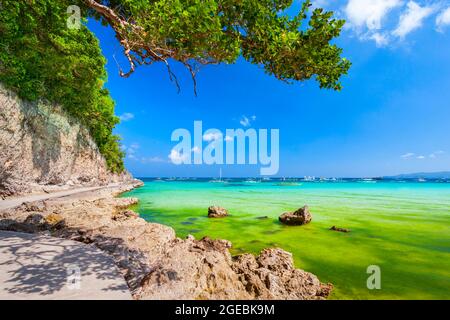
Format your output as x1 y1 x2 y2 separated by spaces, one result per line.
88 0 450 178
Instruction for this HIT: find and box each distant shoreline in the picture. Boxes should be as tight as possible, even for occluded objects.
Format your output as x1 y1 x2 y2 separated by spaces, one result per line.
132 176 450 182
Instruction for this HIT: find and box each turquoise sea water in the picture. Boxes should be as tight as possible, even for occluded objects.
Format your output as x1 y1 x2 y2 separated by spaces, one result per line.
123 179 450 299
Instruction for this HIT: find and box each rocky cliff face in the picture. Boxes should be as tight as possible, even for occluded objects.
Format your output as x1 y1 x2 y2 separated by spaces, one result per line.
0 85 131 197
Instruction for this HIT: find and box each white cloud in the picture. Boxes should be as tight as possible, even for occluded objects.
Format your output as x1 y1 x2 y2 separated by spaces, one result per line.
239 115 256 127
436 7 450 31
343 0 444 46
392 1 434 38
168 146 203 163
429 150 445 158
240 115 251 127
203 132 222 141
191 146 201 153
125 143 139 159
345 0 402 30
140 156 165 163
125 142 166 164
119 112 135 122
401 152 415 159
370 32 390 46
130 143 139 150
402 150 445 160
168 149 189 163
312 0 329 9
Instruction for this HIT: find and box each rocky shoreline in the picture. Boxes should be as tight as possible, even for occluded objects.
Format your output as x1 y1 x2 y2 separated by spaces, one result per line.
0 180 332 300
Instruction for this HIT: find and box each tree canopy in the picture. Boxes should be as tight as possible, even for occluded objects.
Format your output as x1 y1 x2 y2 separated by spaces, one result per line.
84 0 350 92
0 0 350 173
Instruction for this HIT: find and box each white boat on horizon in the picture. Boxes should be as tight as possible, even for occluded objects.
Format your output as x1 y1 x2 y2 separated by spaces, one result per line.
360 178 377 183
209 168 226 183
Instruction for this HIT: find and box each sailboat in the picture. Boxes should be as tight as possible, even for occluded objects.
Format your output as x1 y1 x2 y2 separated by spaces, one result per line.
209 168 224 183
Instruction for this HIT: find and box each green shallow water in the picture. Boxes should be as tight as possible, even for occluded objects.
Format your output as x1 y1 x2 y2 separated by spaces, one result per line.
123 180 450 299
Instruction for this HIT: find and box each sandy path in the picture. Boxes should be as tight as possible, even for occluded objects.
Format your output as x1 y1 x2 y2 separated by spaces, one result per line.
0 184 120 211
0 231 131 300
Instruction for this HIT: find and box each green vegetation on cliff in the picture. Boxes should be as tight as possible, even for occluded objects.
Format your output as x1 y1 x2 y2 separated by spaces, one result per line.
0 0 124 173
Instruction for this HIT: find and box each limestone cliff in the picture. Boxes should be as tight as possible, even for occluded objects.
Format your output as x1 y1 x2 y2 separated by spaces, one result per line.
0 85 131 198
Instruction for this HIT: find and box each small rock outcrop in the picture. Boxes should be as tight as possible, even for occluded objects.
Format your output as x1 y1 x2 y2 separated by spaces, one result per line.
279 205 312 225
330 226 350 233
208 206 229 218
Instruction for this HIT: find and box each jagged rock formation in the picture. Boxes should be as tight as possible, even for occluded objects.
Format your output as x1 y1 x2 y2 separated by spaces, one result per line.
0 85 131 198
279 205 312 226
207 206 229 218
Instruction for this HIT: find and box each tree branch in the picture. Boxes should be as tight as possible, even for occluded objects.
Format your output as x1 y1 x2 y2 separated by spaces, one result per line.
84 0 201 94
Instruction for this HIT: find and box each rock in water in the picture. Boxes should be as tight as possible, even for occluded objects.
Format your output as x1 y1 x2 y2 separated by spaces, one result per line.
208 206 229 218
279 205 312 225
330 226 350 233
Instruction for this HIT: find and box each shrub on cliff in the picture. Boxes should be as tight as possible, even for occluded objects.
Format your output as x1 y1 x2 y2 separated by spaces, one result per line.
0 0 124 173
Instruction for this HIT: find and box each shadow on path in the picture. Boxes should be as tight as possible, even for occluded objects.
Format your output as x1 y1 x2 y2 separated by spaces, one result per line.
0 231 131 299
